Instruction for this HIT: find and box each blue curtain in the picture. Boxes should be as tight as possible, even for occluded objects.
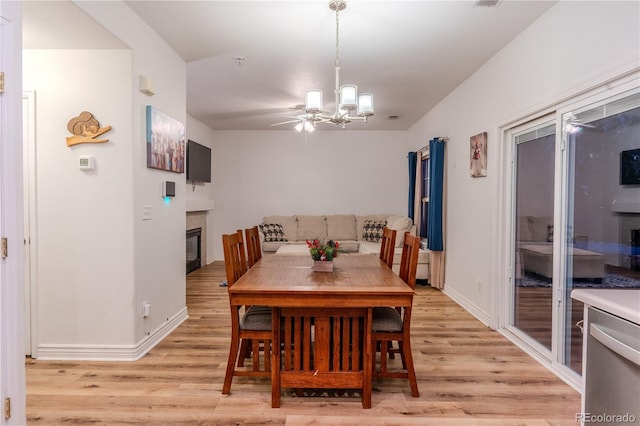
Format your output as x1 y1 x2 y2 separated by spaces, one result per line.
427 138 445 251
407 152 417 221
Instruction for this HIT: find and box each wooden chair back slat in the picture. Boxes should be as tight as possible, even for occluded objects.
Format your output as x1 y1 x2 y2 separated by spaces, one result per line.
245 226 262 267
222 230 248 287
398 232 420 289
379 227 397 268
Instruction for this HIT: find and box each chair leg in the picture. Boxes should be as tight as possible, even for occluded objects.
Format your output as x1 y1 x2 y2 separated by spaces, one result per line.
379 338 388 374
222 331 241 394
387 341 396 359
237 338 251 367
402 338 419 397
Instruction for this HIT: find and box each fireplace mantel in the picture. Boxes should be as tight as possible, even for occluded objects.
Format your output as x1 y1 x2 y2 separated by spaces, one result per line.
187 199 215 212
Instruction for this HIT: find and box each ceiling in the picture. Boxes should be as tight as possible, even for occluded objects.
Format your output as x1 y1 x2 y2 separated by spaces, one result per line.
23 0 556 131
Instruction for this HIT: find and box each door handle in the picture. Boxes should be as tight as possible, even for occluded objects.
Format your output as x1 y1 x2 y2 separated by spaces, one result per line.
590 323 640 367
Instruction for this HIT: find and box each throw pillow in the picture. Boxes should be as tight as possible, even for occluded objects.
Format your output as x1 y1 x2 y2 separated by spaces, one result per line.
259 223 287 242
547 224 554 242
362 220 387 243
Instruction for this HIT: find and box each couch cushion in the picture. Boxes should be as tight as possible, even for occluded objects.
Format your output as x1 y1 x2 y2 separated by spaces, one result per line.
325 214 357 241
359 242 430 265
362 220 387 243
356 214 390 241
259 223 287 242
296 215 327 241
263 215 298 241
262 241 294 252
385 215 414 247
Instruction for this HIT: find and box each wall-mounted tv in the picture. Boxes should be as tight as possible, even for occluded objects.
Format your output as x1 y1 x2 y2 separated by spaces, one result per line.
186 140 211 183
620 148 640 185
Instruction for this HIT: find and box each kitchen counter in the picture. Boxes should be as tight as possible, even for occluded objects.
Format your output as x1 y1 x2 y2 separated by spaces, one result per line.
571 289 640 325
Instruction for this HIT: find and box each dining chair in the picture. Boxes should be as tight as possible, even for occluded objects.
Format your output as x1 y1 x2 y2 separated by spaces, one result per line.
379 227 397 268
271 306 371 408
238 227 267 363
221 231 273 395
371 231 420 397
245 226 262 268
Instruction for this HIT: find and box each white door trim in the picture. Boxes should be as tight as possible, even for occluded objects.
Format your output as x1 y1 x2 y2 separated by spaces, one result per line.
22 91 37 357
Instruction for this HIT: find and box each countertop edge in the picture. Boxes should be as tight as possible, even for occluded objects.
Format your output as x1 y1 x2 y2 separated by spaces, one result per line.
571 289 640 325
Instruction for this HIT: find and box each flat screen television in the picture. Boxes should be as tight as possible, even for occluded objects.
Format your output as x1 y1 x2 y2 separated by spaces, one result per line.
620 148 640 185
186 140 212 182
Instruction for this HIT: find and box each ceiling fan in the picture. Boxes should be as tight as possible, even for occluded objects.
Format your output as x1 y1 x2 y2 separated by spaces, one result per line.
564 114 598 134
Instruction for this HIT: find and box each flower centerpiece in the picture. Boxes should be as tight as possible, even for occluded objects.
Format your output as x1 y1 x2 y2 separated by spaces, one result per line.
306 239 340 272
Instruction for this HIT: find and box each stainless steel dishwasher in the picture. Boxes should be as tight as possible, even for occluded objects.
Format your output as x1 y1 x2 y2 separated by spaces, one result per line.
582 306 640 425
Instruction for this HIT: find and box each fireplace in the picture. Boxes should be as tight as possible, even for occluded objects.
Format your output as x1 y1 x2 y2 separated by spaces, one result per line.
186 228 202 274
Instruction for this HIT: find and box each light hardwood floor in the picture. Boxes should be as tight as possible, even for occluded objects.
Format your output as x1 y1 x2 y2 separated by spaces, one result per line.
26 260 581 425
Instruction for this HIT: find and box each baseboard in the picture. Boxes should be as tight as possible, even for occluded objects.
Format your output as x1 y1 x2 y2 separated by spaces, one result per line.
35 307 189 361
442 286 491 327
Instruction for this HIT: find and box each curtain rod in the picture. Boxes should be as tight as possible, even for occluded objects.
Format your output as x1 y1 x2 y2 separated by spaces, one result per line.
417 137 449 154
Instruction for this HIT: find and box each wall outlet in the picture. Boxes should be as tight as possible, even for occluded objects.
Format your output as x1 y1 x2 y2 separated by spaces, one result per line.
142 302 150 318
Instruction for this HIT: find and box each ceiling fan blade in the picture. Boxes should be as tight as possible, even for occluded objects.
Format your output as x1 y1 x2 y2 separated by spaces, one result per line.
270 120 301 126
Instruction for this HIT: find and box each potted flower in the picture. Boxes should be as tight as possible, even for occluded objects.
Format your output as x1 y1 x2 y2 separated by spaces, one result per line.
306 239 340 271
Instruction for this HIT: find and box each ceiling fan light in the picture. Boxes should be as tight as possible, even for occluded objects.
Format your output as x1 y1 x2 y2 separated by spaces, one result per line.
305 90 323 113
339 84 358 111
358 93 374 117
304 121 315 132
295 121 304 132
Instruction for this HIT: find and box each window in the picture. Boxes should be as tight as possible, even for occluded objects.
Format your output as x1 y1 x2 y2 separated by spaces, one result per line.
420 154 430 242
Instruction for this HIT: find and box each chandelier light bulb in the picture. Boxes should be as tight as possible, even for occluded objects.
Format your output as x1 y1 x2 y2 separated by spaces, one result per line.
305 90 323 113
358 93 374 117
339 84 358 111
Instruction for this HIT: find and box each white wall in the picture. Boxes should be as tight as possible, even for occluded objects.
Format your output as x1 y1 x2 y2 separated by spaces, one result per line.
22 0 188 359
211 130 410 260
23 49 137 347
186 114 216 264
75 0 188 351
406 1 640 323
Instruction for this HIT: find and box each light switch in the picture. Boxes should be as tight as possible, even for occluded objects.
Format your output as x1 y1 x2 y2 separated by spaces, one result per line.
142 205 152 220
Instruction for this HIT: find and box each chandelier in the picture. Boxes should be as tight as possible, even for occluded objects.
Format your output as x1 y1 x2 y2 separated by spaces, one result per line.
295 0 374 132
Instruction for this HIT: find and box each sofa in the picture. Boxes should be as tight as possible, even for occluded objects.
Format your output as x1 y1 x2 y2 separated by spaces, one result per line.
517 215 605 280
258 214 430 281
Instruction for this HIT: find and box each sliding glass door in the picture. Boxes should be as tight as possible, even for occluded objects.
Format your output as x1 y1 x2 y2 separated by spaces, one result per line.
507 86 640 381
511 121 556 353
562 90 640 374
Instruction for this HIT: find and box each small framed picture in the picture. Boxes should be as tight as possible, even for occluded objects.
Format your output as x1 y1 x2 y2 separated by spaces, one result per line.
146 106 185 173
470 132 487 178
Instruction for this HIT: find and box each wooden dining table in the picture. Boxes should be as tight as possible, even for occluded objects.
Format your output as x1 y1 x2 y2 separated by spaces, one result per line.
227 253 415 408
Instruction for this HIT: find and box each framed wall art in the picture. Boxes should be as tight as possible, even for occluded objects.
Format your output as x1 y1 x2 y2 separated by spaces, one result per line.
146 105 185 173
470 131 487 178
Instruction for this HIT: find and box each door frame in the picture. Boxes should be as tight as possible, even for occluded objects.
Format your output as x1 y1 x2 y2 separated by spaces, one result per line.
0 0 27 423
22 91 37 357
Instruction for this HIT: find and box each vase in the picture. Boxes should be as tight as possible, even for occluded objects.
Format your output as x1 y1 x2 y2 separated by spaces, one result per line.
312 260 334 272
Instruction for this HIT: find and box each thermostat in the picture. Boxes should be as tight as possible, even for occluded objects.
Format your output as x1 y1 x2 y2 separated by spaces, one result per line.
162 181 176 198
78 155 95 170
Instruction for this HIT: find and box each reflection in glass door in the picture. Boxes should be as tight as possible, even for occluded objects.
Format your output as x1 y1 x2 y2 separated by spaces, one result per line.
508 88 640 381
562 91 640 374
512 122 556 352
